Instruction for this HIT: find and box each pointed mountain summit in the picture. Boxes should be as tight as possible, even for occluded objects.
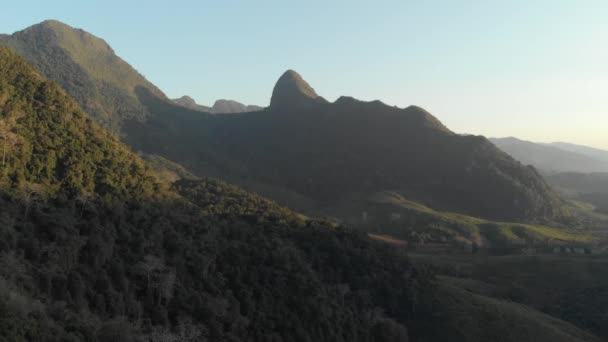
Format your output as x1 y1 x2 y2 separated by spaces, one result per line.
270 69 327 109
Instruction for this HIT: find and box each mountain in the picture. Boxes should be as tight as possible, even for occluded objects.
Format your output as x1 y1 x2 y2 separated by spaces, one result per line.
0 30 603 342
270 69 328 110
0 20 166 131
172 96 263 114
548 142 608 162
126 70 566 223
546 172 608 214
0 45 427 342
172 95 210 112
1 21 566 223
490 137 608 173
210 99 263 114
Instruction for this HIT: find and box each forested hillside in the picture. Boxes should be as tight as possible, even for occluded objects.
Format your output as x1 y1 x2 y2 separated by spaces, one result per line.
126 71 566 223
1 26 605 342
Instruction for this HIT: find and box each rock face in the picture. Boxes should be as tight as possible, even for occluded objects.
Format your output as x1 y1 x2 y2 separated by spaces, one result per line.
270 70 328 110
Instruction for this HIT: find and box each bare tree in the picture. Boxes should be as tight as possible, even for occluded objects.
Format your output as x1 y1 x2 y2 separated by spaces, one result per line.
0 118 23 169
76 190 94 217
21 183 46 220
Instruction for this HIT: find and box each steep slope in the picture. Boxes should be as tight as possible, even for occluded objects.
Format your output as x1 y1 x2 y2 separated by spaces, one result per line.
0 20 166 130
127 70 566 222
491 137 608 173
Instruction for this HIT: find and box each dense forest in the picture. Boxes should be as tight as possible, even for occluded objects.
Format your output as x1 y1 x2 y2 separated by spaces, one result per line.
0 46 429 342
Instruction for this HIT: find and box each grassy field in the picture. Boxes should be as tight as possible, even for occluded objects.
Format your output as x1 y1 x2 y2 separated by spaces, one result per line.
350 191 596 249
410 252 608 340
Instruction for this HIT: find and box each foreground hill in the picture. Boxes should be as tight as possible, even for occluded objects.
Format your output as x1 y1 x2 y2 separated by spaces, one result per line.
1 46 600 342
490 137 608 173
412 252 608 341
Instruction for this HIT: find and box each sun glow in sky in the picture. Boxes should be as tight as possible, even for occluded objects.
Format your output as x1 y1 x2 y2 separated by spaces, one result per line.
2 0 608 148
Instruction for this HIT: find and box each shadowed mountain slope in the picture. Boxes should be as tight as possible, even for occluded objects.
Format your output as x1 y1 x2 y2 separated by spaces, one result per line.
0 28 601 342
172 95 211 112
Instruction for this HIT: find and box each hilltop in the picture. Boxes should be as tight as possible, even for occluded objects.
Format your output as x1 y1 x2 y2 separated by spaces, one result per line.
0 20 166 130
491 137 608 173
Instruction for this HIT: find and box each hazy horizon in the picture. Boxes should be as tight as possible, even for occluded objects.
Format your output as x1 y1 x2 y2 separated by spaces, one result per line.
2 0 607 149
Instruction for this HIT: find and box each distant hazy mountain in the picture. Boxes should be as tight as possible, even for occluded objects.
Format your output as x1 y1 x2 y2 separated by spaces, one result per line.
3 23 605 342
172 96 263 114
172 95 211 112
490 137 608 173
547 142 608 162
210 99 263 114
0 20 166 130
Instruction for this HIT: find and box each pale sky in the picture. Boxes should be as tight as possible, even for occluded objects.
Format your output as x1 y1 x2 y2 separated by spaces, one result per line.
2 0 607 148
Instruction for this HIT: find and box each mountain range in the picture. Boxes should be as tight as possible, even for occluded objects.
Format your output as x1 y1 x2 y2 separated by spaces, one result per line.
1 20 608 342
491 137 608 174
0 21 568 225
131 69 567 223
0 44 428 342
0 20 166 131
